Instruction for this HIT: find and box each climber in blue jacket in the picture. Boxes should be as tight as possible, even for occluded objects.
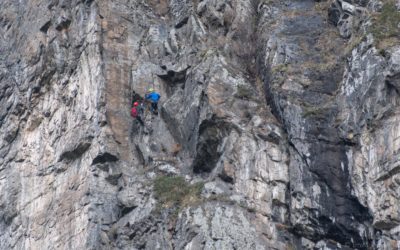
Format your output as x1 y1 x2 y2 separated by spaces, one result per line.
145 88 161 115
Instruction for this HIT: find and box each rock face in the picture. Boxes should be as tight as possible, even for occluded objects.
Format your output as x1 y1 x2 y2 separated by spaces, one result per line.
1 0 400 249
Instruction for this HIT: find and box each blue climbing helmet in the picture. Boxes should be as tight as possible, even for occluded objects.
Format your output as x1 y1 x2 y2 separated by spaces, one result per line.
148 92 160 102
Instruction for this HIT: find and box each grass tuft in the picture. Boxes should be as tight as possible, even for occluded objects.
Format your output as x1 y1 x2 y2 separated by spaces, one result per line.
153 176 204 211
302 104 328 118
235 85 254 100
370 1 400 49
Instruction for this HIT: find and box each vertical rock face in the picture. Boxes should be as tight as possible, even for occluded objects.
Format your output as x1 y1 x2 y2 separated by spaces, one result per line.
258 0 372 247
0 0 399 249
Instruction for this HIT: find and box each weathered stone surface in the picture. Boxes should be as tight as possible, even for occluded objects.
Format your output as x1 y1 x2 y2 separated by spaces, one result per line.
1 0 400 249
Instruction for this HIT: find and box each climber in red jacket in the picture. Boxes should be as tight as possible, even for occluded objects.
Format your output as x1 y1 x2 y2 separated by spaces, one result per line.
131 101 144 126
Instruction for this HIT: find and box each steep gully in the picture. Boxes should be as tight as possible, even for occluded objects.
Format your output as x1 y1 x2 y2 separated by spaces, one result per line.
257 0 372 248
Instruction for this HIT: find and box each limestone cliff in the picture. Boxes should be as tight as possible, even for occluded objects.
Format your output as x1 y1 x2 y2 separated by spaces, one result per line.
1 0 400 249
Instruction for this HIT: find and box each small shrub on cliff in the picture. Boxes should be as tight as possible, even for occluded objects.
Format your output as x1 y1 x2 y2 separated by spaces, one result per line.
302 105 327 118
153 176 203 211
344 33 366 55
271 64 289 74
370 1 400 49
314 1 330 14
235 85 253 100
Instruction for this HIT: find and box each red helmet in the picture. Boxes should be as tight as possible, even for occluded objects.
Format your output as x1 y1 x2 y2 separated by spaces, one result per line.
133 102 139 107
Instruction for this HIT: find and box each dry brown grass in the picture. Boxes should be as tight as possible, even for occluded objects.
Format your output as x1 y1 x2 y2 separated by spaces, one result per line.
370 0 400 49
344 33 366 55
146 0 169 16
314 1 330 14
170 143 181 156
275 223 291 231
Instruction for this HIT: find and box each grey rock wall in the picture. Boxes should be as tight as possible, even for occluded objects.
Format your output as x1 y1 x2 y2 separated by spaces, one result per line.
1 0 399 249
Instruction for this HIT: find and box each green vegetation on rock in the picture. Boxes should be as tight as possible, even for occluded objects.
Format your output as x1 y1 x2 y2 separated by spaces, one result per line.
235 85 253 100
302 104 329 118
370 1 400 49
153 176 203 211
